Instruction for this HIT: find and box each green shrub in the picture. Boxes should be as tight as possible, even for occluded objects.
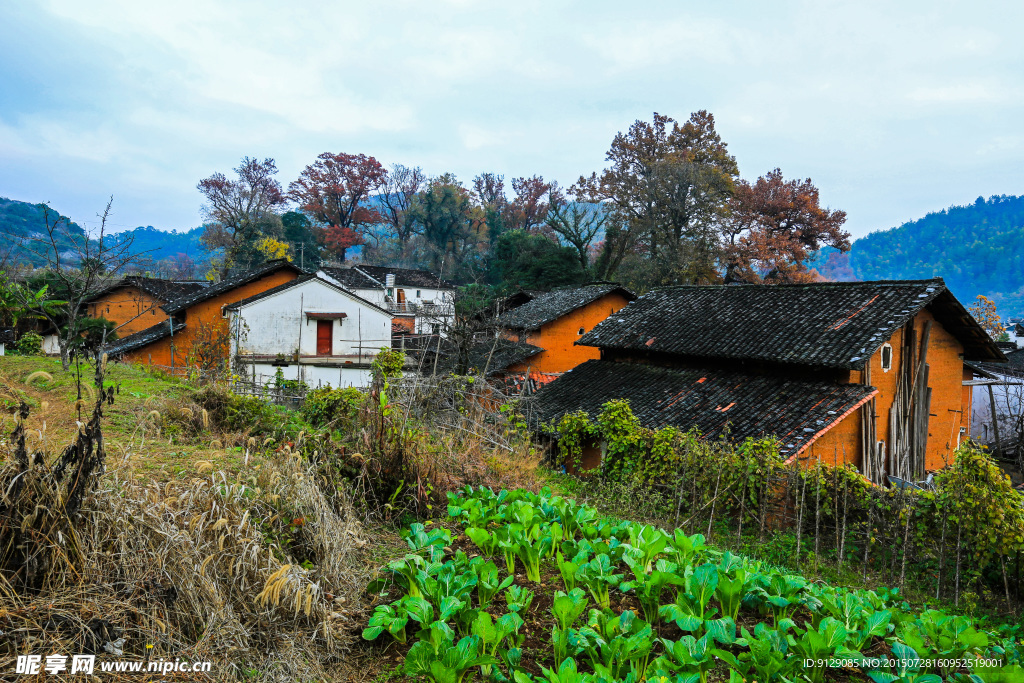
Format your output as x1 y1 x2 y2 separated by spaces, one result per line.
15 332 44 356
371 347 405 383
302 386 366 427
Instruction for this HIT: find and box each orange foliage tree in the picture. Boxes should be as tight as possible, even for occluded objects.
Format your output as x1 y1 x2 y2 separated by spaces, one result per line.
969 295 1006 339
288 152 387 262
722 168 849 283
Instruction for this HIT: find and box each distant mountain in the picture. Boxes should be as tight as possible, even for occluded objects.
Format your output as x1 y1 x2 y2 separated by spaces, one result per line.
1 196 213 275
108 225 211 266
0 196 87 266
813 195 1024 316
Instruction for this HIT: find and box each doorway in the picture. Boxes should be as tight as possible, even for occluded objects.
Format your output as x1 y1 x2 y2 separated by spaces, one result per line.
316 320 333 355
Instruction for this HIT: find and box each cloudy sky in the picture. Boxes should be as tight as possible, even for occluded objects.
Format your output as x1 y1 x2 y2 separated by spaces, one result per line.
1 0 1021 238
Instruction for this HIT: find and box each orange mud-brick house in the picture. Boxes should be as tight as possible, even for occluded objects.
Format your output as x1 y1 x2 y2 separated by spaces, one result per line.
85 276 208 336
532 280 1005 484
104 260 303 373
494 283 636 378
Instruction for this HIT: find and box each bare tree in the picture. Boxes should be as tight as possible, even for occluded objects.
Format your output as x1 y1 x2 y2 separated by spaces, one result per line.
378 163 427 242
21 197 141 369
198 157 285 276
546 189 608 271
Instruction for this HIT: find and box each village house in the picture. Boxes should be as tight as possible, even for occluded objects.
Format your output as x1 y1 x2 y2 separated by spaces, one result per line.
493 283 636 382
41 276 208 354
532 279 1004 484
222 274 392 389
319 265 455 336
968 344 1024 485
105 259 303 373
84 276 208 336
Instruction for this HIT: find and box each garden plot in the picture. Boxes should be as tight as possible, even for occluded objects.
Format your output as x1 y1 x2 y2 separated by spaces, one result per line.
364 487 1023 682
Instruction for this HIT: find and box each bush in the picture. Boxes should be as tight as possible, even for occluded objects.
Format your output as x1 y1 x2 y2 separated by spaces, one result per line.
15 332 43 356
302 386 366 428
190 385 282 436
370 347 405 383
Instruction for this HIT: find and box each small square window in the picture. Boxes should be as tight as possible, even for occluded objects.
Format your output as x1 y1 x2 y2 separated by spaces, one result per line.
578 327 585 335
881 343 893 372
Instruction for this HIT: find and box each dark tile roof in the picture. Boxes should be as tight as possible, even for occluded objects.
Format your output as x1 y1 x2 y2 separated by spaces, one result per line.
221 275 388 314
162 259 303 314
105 320 185 357
579 279 1004 370
531 359 876 457
354 265 455 289
398 336 541 376
221 275 312 311
320 267 382 289
496 283 636 331
87 276 207 304
973 347 1024 377
468 339 543 375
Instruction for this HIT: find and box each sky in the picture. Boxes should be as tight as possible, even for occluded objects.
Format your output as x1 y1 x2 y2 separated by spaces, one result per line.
1 0 1022 238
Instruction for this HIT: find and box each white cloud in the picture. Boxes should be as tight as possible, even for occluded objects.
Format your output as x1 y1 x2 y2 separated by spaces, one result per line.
0 0 1021 237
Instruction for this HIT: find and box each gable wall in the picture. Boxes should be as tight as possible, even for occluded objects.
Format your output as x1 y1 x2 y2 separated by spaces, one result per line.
506 292 632 374
231 280 392 357
89 286 167 336
845 308 970 474
123 270 299 371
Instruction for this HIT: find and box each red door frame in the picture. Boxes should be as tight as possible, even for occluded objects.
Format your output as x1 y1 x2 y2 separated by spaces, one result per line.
316 320 333 355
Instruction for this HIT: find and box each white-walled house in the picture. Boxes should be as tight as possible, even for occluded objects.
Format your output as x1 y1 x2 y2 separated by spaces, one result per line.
319 265 455 336
224 275 393 389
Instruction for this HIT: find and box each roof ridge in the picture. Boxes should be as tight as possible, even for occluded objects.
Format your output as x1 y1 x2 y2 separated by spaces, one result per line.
657 278 946 290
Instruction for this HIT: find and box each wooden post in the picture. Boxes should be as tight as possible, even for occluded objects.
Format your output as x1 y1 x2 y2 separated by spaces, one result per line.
796 467 807 566
988 384 1003 458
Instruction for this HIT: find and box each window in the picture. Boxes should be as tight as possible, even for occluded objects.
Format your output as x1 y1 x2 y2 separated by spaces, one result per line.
578 327 585 335
416 289 421 298
881 343 893 371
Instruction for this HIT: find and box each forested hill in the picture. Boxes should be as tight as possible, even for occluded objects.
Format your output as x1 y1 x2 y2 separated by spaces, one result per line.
834 195 1024 316
0 196 86 266
1 196 209 271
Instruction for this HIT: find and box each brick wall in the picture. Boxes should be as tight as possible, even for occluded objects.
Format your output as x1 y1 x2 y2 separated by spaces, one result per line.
506 292 632 374
124 270 299 370
89 287 168 337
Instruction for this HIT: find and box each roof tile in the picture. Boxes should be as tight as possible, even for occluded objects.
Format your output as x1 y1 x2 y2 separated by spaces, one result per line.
579 279 1002 369
497 283 635 331
531 359 875 456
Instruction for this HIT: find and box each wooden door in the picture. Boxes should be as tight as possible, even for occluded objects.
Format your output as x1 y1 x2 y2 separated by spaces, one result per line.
316 320 333 355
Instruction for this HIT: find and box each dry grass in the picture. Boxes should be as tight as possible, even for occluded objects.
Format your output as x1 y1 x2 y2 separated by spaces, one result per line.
0 360 390 680
0 357 550 680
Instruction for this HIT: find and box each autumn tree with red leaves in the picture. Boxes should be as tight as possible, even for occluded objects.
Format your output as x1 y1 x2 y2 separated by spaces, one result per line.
197 157 285 276
288 152 387 262
508 175 560 234
722 168 849 283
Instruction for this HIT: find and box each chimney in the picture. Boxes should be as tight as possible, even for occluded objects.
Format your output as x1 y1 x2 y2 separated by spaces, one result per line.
385 273 396 287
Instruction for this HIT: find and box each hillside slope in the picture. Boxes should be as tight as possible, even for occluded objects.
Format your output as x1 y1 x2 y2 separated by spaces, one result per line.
848 194 1024 314
0 197 86 266
1 196 211 272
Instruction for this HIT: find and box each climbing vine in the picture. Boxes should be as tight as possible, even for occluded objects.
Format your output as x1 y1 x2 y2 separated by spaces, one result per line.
548 399 1024 603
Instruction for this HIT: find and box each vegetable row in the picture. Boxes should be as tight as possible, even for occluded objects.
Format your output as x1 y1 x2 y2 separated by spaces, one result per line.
363 486 1023 683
